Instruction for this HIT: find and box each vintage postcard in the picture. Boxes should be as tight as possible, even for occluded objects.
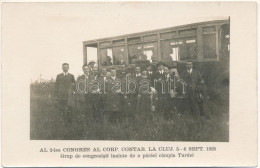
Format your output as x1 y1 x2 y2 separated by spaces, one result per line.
1 1 257 167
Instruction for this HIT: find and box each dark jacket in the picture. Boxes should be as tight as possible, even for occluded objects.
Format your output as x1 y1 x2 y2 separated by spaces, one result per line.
118 71 127 79
55 73 75 100
104 76 123 112
153 71 165 95
75 74 94 103
182 69 203 91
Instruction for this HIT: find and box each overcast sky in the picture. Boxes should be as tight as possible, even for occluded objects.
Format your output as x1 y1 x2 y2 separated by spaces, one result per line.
2 2 228 81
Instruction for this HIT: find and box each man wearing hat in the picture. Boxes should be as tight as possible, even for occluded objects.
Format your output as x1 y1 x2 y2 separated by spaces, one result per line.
88 60 96 75
168 63 182 113
138 70 152 121
147 64 155 84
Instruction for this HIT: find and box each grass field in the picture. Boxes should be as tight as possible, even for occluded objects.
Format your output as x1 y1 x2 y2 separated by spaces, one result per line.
30 81 229 141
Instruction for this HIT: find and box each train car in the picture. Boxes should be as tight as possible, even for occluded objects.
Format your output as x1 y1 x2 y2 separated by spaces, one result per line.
83 19 230 99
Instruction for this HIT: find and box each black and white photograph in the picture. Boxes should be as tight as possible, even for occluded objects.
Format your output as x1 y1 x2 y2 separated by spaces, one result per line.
29 4 230 141
2 2 258 167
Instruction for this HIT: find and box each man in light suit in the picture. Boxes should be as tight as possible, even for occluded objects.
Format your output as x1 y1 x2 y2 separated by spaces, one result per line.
54 63 75 124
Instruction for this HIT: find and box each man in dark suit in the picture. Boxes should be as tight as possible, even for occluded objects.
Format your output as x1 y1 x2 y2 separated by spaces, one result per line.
54 63 75 124
168 64 182 113
118 64 127 79
75 64 94 125
88 61 96 75
121 68 136 123
182 61 205 116
147 64 155 82
153 61 166 113
96 67 108 123
162 66 172 119
134 65 142 78
138 70 152 118
104 68 123 124
132 65 142 113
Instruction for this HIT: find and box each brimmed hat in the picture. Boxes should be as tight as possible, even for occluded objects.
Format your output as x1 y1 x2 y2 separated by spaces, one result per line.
126 67 132 74
168 62 178 69
88 61 96 65
147 64 155 69
157 61 166 67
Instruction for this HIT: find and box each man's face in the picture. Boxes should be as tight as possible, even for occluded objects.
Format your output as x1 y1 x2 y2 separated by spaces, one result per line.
111 70 117 77
158 65 164 71
147 66 153 71
83 66 90 75
89 63 95 68
186 62 193 70
106 72 111 78
142 70 148 78
170 68 177 75
121 65 126 72
135 67 141 74
101 68 107 76
62 65 69 73
164 67 169 74
93 67 98 75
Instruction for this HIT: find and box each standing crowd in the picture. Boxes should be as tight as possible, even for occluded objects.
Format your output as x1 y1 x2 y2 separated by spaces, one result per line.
54 61 207 126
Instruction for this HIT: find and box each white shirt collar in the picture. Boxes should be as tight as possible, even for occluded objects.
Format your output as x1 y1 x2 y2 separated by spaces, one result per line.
188 69 193 74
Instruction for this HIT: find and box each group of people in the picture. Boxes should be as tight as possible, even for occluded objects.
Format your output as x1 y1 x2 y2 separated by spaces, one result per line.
54 60 207 125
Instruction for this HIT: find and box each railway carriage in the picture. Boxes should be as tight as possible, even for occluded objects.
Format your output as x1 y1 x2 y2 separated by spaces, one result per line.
83 19 230 99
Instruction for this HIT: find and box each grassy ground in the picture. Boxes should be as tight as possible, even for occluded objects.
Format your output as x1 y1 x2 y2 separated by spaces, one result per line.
30 82 229 141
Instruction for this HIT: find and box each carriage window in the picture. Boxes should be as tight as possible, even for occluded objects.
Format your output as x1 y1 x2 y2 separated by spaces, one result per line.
143 43 157 63
161 40 181 62
113 46 125 65
128 42 157 64
179 38 197 60
86 46 98 65
203 34 217 58
128 44 142 64
161 38 196 62
100 48 113 66
170 48 179 61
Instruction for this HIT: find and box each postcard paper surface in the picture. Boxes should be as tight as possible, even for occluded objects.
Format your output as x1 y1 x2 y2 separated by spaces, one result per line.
1 2 257 167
